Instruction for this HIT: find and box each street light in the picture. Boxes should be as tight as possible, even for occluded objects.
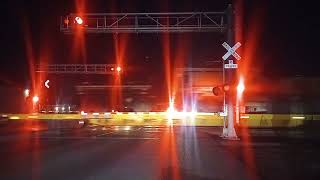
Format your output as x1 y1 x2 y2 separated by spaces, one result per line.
116 66 121 72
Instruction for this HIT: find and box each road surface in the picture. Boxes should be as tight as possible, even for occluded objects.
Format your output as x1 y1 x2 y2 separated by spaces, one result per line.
0 121 320 180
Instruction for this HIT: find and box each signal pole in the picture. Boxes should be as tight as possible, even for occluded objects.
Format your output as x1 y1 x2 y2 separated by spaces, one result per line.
223 4 239 140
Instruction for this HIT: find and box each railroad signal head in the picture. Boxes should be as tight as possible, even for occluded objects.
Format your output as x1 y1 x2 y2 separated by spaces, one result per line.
223 84 230 92
212 86 223 96
212 84 230 96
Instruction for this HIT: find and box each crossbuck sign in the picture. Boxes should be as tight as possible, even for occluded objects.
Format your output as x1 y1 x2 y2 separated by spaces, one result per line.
222 42 241 61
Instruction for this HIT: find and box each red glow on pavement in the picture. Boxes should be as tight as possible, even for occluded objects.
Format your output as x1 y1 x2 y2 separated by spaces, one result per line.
158 127 181 180
31 129 41 180
31 127 40 131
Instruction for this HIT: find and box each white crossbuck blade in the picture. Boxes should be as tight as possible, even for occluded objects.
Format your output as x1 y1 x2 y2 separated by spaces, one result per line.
222 42 241 61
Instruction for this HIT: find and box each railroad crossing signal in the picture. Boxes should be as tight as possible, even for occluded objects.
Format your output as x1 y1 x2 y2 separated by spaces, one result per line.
222 42 241 61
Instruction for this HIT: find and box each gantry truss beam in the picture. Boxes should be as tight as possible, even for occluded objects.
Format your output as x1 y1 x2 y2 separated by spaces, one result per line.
60 12 226 33
36 64 117 74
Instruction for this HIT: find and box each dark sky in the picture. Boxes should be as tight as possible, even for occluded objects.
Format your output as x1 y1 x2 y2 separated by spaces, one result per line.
0 0 319 88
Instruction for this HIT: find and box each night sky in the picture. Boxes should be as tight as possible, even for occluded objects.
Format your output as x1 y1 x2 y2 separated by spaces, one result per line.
0 0 319 88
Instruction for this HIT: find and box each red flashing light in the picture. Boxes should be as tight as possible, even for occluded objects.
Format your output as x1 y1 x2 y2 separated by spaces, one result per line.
32 96 39 103
24 89 30 97
212 84 230 96
237 78 245 96
64 18 69 25
223 84 230 92
75 16 83 25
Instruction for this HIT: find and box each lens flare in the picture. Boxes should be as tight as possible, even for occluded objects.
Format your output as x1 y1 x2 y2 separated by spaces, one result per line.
166 98 175 126
235 1 263 179
158 126 181 180
237 76 245 98
32 96 39 103
24 89 30 97
111 34 128 111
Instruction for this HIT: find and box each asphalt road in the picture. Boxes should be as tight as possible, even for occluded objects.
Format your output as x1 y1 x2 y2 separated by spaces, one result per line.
0 121 320 180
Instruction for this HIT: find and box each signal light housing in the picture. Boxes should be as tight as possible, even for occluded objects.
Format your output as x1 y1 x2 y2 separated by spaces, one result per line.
223 84 230 92
212 86 223 96
212 84 230 96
